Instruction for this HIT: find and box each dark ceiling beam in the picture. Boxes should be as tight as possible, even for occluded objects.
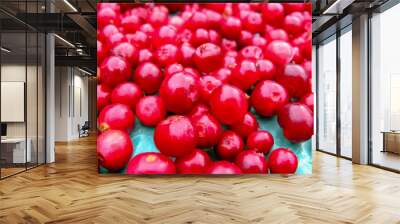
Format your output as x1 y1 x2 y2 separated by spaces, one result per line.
55 55 96 70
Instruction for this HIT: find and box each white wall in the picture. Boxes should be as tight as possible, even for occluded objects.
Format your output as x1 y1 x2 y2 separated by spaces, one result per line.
55 67 89 141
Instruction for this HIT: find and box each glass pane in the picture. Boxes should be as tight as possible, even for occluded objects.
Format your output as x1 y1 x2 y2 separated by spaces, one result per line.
371 5 400 171
38 32 45 165
339 29 352 158
27 31 38 169
1 30 27 177
317 37 337 154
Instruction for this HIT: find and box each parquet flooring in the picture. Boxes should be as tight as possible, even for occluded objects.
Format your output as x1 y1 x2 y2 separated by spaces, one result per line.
1 135 400 224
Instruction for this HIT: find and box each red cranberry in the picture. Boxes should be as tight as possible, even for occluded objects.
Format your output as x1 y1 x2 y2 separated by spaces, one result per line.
277 103 314 143
98 103 135 132
138 49 154 63
242 12 263 33
97 41 108 64
111 42 138 66
98 7 119 28
125 152 176 174
207 161 243 174
97 84 111 111
156 44 180 67
199 75 223 102
100 56 131 87
194 42 223 73
111 82 143 110
211 68 233 83
247 130 274 154
221 16 242 39
239 45 264 60
217 131 244 161
179 43 196 66
175 149 212 174
265 29 289 42
264 40 294 66
261 3 285 27
97 130 133 172
160 71 201 114
251 80 289 117
165 63 184 78
209 84 248 125
154 115 196 157
300 93 314 113
231 59 259 91
153 25 178 47
235 150 268 174
134 62 163 94
230 112 259 139
268 148 298 174
256 59 276 80
121 14 140 33
276 64 309 98
135 96 166 126
187 103 209 119
191 113 222 148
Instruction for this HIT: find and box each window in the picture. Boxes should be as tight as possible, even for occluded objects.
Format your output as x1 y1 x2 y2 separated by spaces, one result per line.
317 36 337 154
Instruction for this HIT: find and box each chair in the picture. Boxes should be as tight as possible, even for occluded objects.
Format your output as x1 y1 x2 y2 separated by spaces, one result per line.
78 121 90 138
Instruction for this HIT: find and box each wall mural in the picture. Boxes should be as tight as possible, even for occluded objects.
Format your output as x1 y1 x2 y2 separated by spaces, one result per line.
97 3 313 175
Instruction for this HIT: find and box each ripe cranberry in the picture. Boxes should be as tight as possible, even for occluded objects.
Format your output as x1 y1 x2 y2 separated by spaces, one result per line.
284 3 305 13
111 82 143 110
97 41 108 64
154 115 196 157
211 68 233 83
209 84 248 125
121 14 140 33
276 64 308 98
160 71 201 114
268 148 298 174
264 40 294 66
242 12 263 33
261 3 285 27
148 8 169 27
251 80 289 117
111 42 138 66
97 130 133 172
252 35 267 47
292 47 304 64
179 43 195 66
100 56 131 87
98 7 119 28
217 131 244 161
256 59 276 80
221 38 238 52
199 75 222 102
98 103 135 132
231 59 259 91
175 149 212 174
128 31 150 48
153 25 178 47
230 112 259 139
247 130 274 153
134 62 163 94
138 48 154 63
235 150 268 174
207 161 243 174
169 15 184 30
164 63 184 78
265 29 289 42
300 93 314 113
238 30 253 47
284 13 304 36
223 55 238 70
187 103 209 119
221 16 242 39
97 84 111 111
183 67 201 79
192 28 210 46
107 32 127 48
99 24 119 42
194 42 223 73
186 11 209 30
125 152 176 174
135 96 166 126
191 113 222 148
178 28 194 43
156 44 180 67
208 29 221 44
204 9 222 29
239 46 263 60
278 103 314 143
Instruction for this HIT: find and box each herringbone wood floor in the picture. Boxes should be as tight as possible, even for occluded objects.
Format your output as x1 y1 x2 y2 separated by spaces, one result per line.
1 136 400 224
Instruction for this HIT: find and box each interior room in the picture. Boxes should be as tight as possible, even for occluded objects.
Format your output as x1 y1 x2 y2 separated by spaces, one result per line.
0 0 400 223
